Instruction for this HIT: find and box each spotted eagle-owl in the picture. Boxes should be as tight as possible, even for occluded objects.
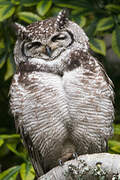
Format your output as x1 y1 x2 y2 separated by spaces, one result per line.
10 9 114 177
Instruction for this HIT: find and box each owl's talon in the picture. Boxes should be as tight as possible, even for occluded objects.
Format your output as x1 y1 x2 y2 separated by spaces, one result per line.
58 159 64 166
72 152 78 160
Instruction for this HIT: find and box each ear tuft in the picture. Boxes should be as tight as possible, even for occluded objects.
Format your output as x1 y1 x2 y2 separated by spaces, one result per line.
55 9 69 30
12 23 27 37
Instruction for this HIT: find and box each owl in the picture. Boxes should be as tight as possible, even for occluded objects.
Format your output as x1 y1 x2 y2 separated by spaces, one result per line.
10 9 114 178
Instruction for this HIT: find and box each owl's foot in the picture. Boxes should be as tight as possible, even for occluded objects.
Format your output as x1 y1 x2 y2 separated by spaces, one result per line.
72 152 78 160
59 152 74 166
58 159 64 166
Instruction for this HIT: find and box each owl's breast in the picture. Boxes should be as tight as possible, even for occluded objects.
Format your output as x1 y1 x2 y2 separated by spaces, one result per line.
62 64 114 153
24 71 70 124
10 71 72 158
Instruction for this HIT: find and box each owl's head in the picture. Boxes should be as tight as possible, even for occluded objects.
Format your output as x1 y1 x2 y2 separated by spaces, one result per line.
14 9 89 67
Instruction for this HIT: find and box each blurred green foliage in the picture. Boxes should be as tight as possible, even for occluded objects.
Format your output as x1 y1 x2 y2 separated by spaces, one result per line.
0 0 120 179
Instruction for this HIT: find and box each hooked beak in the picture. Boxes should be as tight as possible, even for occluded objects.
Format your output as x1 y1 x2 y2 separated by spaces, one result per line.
45 45 52 57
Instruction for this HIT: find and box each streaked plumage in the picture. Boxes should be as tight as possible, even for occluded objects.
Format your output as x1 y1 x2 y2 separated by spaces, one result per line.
10 9 114 177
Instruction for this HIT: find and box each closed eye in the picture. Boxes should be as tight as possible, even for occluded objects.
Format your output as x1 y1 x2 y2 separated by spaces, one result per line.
21 41 42 57
26 42 41 49
51 34 67 42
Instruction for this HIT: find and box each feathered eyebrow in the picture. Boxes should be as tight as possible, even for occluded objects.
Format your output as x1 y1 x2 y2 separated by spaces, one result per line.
51 34 67 42
66 30 74 47
21 41 26 57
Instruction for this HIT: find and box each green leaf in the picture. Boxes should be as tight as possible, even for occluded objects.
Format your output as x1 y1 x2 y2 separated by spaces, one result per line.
48 7 61 16
114 124 120 135
0 134 20 139
109 140 120 153
111 146 120 153
112 26 120 58
90 38 106 56
21 0 39 7
118 14 120 22
11 0 20 5
0 53 6 69
105 4 120 12
4 57 14 80
0 4 15 22
86 18 98 37
20 163 35 180
109 140 120 147
0 166 20 180
53 0 93 11
0 0 11 7
7 143 26 159
0 39 5 49
72 16 86 27
17 12 41 23
54 3 81 9
97 17 114 31
37 0 52 16
0 138 4 146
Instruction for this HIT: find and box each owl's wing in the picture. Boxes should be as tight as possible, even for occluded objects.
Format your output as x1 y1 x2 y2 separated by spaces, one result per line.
63 51 114 153
19 125 44 177
10 78 44 177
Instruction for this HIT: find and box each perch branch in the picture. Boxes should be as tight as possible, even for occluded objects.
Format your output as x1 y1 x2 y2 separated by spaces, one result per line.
38 153 120 180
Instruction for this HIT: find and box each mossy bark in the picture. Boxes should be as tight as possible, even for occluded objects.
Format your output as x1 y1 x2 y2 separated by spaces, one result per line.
38 153 120 180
